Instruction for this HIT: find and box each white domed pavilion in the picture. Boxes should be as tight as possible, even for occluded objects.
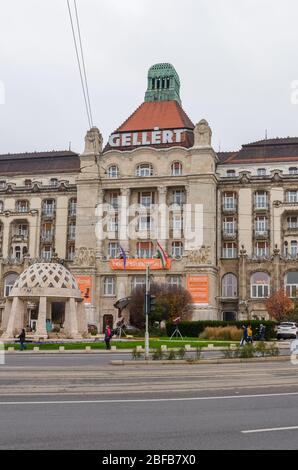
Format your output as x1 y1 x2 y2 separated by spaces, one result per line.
1 263 87 340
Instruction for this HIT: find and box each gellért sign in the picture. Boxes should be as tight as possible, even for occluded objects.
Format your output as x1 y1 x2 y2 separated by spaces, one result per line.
108 127 188 148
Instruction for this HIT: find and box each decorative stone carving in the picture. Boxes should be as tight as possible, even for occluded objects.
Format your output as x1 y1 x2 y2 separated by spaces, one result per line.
187 245 211 264
74 247 96 266
83 127 103 155
193 119 212 147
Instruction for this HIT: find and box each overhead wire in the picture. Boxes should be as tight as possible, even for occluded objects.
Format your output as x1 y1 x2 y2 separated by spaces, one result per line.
66 0 92 129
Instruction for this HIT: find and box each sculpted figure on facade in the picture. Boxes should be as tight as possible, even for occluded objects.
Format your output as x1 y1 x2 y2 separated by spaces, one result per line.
83 127 103 155
193 119 212 147
74 247 96 266
187 245 211 264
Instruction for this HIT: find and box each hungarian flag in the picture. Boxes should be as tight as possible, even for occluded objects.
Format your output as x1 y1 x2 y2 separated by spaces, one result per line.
119 245 127 269
157 241 168 268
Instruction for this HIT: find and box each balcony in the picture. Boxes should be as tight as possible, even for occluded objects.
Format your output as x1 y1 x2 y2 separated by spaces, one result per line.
222 204 237 213
254 203 269 212
222 249 238 259
68 208 77 217
12 233 28 242
222 230 237 241
41 232 53 243
42 208 55 217
254 230 269 239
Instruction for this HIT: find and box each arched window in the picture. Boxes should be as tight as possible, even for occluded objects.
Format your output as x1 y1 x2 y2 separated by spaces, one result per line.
4 273 19 297
171 162 182 176
136 164 153 177
285 271 298 298
222 273 238 298
171 241 184 258
108 165 119 179
251 272 270 298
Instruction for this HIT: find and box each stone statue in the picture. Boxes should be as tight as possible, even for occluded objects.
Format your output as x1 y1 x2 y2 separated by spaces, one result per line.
193 119 212 147
83 127 103 155
74 247 96 266
187 245 211 264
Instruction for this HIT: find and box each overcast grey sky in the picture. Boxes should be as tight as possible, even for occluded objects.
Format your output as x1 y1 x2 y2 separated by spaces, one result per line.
1 0 298 154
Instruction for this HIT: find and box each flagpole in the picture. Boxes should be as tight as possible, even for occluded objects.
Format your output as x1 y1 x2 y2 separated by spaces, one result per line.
145 264 150 360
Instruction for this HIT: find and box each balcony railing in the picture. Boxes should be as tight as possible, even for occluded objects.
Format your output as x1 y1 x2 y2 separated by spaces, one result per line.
222 203 237 212
254 229 269 239
42 207 55 217
41 232 53 242
222 249 238 259
254 203 269 211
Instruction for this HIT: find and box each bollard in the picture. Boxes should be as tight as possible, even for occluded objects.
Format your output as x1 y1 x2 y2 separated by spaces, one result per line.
33 347 39 352
208 344 214 349
230 344 237 349
59 346 65 352
136 346 143 352
161 345 167 352
111 346 117 351
8 347 15 352
184 345 191 351
85 346 91 352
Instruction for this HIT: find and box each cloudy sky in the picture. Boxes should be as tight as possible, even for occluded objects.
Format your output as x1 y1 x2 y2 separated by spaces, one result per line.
1 0 298 154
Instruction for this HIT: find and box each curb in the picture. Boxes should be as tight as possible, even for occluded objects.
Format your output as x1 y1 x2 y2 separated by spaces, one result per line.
110 356 291 366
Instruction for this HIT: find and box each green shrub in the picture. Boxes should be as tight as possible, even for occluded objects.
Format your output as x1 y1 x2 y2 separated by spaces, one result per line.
265 343 280 357
166 320 276 340
168 349 176 360
255 341 267 357
152 348 164 360
223 346 235 359
239 344 255 358
131 348 142 360
177 347 186 360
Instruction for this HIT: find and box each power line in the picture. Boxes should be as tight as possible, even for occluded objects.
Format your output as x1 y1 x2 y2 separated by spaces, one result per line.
73 0 94 127
66 0 92 129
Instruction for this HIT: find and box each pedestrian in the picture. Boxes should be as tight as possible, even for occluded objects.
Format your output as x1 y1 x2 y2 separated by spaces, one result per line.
240 325 248 346
247 325 253 344
18 329 27 351
259 323 266 341
104 325 113 350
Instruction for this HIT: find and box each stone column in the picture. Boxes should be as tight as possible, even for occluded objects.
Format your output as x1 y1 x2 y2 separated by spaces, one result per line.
76 301 87 335
34 296 48 339
238 246 249 320
64 298 81 339
119 188 130 256
1 297 23 339
158 186 168 249
95 189 104 260
273 246 281 292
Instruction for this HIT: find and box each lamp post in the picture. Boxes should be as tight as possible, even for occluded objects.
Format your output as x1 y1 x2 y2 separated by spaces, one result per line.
145 264 150 360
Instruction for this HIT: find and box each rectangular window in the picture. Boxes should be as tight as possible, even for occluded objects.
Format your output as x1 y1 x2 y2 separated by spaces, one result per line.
131 276 146 291
222 243 237 258
140 192 153 208
104 277 115 296
172 190 185 206
167 275 182 287
108 242 119 259
137 242 153 258
138 216 151 231
109 192 119 210
255 217 268 233
108 216 118 232
68 245 75 260
41 246 52 261
223 217 236 235
223 192 237 210
255 192 268 209
287 191 298 203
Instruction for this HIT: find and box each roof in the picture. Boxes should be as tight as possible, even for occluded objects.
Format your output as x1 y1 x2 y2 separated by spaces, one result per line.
116 100 194 132
0 150 80 175
104 100 195 152
218 138 298 165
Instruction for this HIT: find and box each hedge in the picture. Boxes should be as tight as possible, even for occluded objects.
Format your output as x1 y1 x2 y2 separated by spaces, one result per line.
166 320 277 340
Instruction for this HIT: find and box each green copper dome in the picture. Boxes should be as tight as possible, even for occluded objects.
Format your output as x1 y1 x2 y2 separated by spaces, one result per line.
144 63 181 105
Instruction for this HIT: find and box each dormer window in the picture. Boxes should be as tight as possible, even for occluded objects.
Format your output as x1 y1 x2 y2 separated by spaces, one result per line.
257 168 266 176
227 170 236 178
290 167 298 175
0 180 6 188
50 178 58 187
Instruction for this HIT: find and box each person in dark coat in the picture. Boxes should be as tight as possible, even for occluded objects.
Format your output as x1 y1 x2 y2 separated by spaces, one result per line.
259 324 266 341
104 325 113 350
240 325 248 346
18 329 27 351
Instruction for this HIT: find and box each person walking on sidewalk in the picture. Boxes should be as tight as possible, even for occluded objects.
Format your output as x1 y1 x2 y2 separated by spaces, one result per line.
240 325 248 346
18 329 27 351
104 325 113 350
247 325 253 344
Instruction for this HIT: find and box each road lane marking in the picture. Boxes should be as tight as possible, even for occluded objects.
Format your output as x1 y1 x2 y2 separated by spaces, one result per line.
1 391 298 405
242 426 298 434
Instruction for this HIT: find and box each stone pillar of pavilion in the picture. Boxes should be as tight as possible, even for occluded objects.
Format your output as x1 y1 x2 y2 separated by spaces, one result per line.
1 297 24 339
34 296 48 339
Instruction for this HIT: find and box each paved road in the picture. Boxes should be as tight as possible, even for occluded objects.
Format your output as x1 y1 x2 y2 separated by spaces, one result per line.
0 391 298 449
0 357 298 449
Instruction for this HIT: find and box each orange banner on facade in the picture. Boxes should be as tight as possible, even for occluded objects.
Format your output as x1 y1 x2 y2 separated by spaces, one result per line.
187 275 209 304
76 276 92 303
109 258 171 270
